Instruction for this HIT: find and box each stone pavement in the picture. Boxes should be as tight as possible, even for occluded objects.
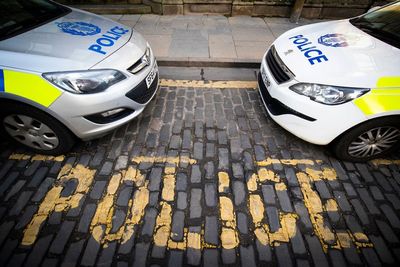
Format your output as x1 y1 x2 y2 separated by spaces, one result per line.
0 82 400 266
104 14 326 64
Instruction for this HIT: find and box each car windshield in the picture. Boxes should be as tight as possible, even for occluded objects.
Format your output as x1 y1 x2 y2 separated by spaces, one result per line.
0 0 70 41
350 1 400 49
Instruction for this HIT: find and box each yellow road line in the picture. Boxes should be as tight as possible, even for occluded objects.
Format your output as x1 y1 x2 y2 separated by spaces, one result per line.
9 153 65 162
370 159 400 166
257 158 322 166
160 79 257 89
22 164 96 246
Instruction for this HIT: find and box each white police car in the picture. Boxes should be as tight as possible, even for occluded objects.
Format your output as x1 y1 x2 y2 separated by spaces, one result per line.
0 0 159 154
258 1 400 161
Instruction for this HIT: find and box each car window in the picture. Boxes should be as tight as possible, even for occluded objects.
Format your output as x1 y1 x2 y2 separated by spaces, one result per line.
350 1 400 49
0 0 70 41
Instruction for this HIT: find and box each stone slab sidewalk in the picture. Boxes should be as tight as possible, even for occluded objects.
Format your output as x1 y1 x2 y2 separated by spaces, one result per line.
104 14 327 65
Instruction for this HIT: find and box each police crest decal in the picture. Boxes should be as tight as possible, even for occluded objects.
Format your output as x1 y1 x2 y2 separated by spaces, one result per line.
318 33 350 47
56 22 101 36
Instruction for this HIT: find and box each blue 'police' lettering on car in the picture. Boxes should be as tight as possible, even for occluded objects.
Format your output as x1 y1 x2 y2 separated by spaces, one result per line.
88 26 130 55
289 35 328 65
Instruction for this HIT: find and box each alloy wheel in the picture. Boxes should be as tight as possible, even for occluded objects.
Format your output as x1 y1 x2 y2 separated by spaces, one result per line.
348 126 400 158
3 114 59 150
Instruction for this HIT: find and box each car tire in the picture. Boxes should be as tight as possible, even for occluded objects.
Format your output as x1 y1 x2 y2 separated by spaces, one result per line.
0 102 75 155
332 117 400 162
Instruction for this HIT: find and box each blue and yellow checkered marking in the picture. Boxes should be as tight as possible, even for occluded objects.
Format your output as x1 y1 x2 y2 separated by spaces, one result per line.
0 70 4 92
0 68 62 107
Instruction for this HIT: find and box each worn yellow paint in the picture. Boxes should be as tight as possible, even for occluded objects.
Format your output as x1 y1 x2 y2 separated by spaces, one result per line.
162 166 176 202
22 164 96 246
297 172 335 252
168 228 187 250
91 173 123 230
20 152 378 254
249 194 264 225
268 214 298 244
324 199 338 212
89 164 150 244
218 172 230 193
105 184 149 243
8 153 32 160
254 227 270 246
305 167 337 181
352 232 370 243
108 173 123 194
336 231 352 249
131 156 196 165
32 155 65 162
258 168 280 183
220 197 235 224
160 79 257 89
130 185 150 225
247 173 258 192
123 166 145 187
219 196 239 249
162 174 176 201
221 228 239 249
248 192 299 246
370 159 400 166
164 166 176 175
8 153 65 162
297 170 374 251
168 239 187 250
92 225 105 243
187 232 202 250
257 158 319 166
275 182 287 191
153 202 173 247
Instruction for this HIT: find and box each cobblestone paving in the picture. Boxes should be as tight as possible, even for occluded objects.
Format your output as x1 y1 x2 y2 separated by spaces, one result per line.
0 85 400 266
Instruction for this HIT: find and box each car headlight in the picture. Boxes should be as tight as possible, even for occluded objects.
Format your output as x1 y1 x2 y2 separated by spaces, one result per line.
43 69 126 94
289 83 370 105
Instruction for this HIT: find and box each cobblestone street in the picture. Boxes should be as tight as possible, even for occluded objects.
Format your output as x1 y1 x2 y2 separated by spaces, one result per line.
0 83 400 266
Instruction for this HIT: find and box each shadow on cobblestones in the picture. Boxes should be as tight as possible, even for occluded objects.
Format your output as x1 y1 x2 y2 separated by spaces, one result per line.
0 86 399 266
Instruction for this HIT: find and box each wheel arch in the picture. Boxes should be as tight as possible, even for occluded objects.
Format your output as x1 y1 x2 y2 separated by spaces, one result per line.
0 95 78 139
330 114 400 146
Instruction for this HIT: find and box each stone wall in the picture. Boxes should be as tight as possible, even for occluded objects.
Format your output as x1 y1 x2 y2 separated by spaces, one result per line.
57 0 394 18
144 0 393 18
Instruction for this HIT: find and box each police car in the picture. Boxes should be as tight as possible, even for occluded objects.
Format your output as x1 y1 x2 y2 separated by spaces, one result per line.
258 1 400 161
0 0 159 154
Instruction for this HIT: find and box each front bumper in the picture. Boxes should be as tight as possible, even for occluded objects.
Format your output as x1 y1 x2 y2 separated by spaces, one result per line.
257 48 367 145
48 49 159 141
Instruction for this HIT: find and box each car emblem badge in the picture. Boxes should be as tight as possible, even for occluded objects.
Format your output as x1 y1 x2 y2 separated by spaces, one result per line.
318 33 350 47
284 49 293 56
142 54 150 66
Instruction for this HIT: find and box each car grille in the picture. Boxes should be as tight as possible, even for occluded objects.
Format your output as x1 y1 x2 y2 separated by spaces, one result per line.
257 73 315 122
128 47 151 74
125 73 159 104
265 45 293 84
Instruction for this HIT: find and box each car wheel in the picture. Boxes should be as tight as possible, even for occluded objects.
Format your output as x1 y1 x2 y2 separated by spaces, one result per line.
332 117 400 162
0 103 75 155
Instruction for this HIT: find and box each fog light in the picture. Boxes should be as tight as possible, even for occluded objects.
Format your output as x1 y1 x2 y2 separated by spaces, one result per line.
84 108 134 124
101 108 126 117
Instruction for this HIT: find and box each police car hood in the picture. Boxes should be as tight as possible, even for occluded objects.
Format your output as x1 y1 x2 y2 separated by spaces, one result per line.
274 20 400 88
0 9 141 72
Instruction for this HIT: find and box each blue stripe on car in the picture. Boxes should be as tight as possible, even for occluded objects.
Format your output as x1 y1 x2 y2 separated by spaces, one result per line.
0 70 4 92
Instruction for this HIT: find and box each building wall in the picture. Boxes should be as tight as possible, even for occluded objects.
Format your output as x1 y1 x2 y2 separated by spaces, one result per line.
56 0 393 18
